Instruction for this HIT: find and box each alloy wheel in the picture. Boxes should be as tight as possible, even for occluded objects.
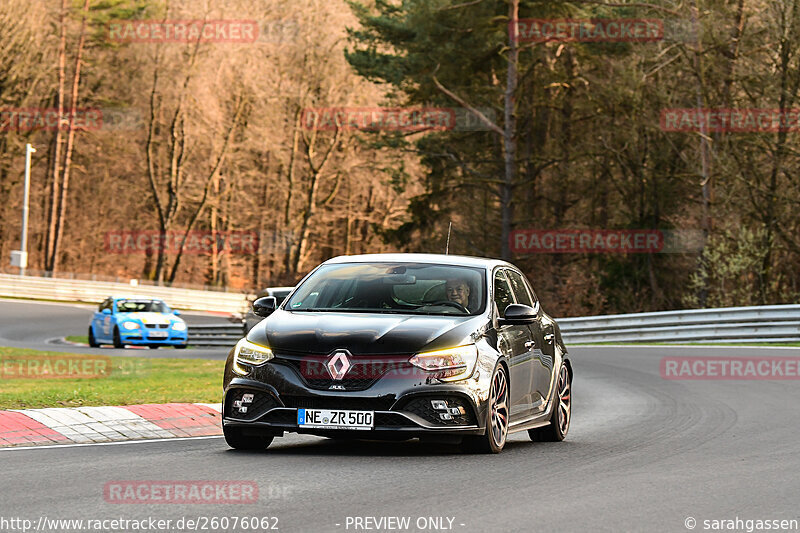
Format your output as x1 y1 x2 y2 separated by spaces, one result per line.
556 365 571 435
490 368 509 447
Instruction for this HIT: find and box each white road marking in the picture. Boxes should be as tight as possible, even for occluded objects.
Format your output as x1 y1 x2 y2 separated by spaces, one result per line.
12 406 175 442
0 435 224 452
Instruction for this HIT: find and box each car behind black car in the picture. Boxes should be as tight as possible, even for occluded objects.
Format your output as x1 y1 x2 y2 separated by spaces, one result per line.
222 254 571 453
243 287 293 333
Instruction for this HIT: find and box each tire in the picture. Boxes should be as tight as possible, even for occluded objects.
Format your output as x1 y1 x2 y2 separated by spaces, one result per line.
112 327 123 349
223 426 274 450
529 363 571 442
88 326 99 348
175 344 188 349
148 345 159 349
462 364 509 454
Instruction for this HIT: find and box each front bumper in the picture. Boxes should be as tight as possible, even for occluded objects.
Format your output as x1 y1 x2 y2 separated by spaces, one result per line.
119 329 188 346
222 359 492 437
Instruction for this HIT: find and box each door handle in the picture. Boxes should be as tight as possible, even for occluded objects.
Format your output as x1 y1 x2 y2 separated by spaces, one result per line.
524 340 535 349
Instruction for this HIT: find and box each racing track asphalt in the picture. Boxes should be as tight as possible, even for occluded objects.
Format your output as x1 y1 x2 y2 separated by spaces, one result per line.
0 298 233 359
2 338 799 532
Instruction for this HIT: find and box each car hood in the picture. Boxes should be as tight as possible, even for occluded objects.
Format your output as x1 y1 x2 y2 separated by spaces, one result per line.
249 310 485 355
117 312 177 325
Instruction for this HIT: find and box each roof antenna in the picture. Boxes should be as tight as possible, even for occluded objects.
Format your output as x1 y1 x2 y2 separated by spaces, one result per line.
445 222 452 255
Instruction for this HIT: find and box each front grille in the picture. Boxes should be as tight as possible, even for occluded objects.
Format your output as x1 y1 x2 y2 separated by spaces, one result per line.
276 355 410 391
263 410 296 425
225 389 279 420
400 396 476 426
145 324 169 329
280 395 395 411
374 413 409 427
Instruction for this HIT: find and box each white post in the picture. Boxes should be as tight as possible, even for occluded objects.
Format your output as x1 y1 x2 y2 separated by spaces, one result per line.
19 144 36 276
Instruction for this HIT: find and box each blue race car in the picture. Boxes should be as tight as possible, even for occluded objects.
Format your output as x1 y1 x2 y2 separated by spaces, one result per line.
88 296 188 349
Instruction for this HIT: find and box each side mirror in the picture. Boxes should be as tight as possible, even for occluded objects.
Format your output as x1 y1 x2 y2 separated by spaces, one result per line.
499 304 537 325
173 310 181 316
253 296 277 318
102 308 111 315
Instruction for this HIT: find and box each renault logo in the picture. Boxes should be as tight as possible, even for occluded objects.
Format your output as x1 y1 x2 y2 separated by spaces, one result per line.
326 350 351 380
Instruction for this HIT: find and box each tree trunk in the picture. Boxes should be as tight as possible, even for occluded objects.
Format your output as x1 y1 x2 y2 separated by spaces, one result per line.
51 0 90 273
501 0 519 261
45 0 68 272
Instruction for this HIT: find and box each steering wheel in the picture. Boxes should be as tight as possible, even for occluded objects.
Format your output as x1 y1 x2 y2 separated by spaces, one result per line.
427 300 469 313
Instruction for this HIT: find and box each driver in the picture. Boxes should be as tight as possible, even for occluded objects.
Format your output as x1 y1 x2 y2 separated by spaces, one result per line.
445 278 471 310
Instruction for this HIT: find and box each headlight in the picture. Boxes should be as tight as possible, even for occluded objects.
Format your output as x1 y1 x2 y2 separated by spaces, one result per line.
409 344 479 381
172 322 187 331
121 321 140 330
234 338 274 367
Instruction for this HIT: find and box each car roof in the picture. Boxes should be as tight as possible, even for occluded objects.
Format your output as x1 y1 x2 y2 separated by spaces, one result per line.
261 287 294 293
109 296 167 302
322 253 516 270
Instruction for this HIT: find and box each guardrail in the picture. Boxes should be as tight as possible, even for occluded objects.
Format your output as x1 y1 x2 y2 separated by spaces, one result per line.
188 323 245 347
0 273 251 314
4 273 796 345
559 305 800 344
191 305 800 348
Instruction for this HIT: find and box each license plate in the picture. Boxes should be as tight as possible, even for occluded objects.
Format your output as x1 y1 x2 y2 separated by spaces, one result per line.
297 409 374 430
147 331 168 338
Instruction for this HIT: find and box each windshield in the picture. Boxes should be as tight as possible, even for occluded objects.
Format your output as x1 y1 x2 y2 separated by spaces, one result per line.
116 300 169 313
285 263 486 316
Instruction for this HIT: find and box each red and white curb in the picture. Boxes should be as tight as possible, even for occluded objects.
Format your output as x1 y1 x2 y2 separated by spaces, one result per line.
0 403 222 447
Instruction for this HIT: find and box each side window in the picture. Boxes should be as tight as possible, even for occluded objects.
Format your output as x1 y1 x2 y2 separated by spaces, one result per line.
99 298 111 312
525 278 539 305
493 270 515 317
506 270 534 307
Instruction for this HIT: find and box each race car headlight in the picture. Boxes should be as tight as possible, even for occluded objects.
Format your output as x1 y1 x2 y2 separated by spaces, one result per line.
172 322 187 331
234 338 274 367
409 344 479 381
121 321 140 330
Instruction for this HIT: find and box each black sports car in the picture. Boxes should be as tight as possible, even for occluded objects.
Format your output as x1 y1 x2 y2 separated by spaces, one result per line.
222 254 572 453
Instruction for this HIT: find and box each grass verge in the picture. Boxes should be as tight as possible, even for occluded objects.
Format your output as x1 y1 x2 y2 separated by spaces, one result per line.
0 346 224 410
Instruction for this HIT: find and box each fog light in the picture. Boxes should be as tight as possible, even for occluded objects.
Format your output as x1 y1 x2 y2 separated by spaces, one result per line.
431 400 447 410
439 413 453 420
448 406 465 415
242 393 254 403
233 400 242 409
239 406 248 413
